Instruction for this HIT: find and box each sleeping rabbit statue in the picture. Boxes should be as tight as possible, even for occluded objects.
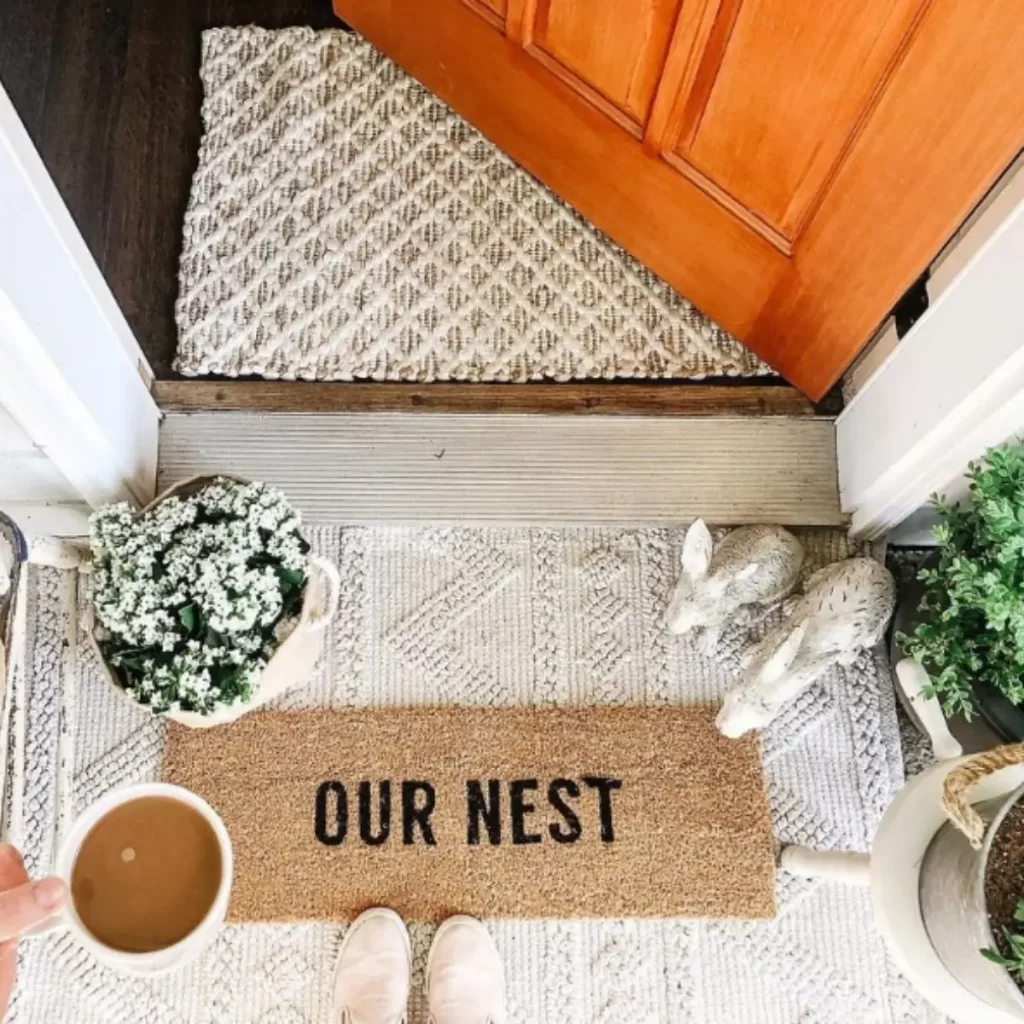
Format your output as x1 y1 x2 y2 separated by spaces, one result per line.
716 557 897 738
666 519 804 653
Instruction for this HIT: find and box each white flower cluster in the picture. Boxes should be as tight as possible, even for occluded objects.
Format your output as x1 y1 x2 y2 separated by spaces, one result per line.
90 479 308 715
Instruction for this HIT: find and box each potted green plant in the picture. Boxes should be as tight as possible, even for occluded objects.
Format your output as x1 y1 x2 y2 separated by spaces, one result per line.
88 476 339 727
900 441 1024 739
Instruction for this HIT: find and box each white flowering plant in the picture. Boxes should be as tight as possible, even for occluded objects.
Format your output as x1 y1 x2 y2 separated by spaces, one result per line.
89 478 310 716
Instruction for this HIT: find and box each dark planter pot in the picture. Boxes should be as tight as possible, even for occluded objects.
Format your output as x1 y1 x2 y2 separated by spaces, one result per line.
970 677 1024 743
892 550 1024 743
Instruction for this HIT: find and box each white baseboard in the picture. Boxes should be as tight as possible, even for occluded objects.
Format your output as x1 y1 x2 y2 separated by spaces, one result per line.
2 502 91 538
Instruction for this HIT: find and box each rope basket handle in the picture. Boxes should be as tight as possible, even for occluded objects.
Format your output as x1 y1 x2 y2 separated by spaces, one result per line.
942 743 1024 849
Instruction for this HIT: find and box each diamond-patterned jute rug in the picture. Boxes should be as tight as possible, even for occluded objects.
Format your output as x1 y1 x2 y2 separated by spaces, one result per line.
11 526 949 1023
174 27 771 382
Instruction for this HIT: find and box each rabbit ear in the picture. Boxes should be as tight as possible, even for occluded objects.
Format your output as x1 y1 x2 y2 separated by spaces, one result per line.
761 621 807 682
681 519 713 580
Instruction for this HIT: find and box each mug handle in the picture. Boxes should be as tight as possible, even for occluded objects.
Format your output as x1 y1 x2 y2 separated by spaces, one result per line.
22 909 69 939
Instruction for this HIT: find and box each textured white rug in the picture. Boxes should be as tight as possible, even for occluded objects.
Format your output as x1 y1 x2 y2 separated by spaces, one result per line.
174 28 770 383
12 527 946 1024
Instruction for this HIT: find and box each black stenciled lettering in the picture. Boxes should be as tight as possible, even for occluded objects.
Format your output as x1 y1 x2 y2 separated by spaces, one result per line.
510 779 541 845
358 780 391 846
547 778 582 843
315 781 348 846
466 780 502 845
402 781 437 846
583 777 623 843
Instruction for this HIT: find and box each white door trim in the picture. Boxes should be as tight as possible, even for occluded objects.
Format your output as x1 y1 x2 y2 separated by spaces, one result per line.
0 84 159 510
836 195 1024 540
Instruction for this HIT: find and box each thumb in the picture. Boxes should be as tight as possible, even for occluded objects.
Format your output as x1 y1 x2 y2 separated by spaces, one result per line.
0 878 67 942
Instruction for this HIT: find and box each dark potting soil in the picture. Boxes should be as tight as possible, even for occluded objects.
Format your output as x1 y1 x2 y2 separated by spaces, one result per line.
985 800 1024 993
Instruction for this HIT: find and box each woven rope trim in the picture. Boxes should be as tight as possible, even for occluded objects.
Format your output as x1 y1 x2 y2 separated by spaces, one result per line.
941 742 1024 848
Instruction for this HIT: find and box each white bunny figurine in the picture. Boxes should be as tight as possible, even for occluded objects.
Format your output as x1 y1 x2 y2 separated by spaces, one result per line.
716 557 897 738
666 519 804 652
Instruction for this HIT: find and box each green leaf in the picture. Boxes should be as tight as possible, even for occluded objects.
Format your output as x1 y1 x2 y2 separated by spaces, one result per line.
178 604 197 633
204 626 226 649
981 947 1019 970
277 567 305 593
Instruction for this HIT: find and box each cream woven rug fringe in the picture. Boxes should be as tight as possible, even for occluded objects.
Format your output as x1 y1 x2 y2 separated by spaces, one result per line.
174 27 771 383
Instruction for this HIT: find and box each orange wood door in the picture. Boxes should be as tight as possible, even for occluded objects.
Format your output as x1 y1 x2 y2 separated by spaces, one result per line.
333 0 1024 398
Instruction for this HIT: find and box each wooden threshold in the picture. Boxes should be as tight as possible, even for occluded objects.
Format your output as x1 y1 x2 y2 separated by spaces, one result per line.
159 411 843 526
153 381 820 417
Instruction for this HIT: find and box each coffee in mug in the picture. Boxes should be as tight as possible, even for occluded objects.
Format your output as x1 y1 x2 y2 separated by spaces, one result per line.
36 782 233 975
71 795 223 953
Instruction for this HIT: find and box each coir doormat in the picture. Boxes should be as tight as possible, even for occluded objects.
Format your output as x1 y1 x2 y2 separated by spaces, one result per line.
162 706 776 922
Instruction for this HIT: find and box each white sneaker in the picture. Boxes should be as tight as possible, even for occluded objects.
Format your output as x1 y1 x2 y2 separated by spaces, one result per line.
334 907 411 1024
427 915 506 1024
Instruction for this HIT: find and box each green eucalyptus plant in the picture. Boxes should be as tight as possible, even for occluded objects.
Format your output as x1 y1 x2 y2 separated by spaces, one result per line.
899 441 1024 719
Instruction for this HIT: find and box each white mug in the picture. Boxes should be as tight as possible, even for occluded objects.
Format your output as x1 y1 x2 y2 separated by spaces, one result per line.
34 782 233 976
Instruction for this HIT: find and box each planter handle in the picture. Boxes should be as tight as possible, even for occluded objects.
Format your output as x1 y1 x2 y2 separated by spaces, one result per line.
894 658 963 763
303 556 341 634
942 742 1024 848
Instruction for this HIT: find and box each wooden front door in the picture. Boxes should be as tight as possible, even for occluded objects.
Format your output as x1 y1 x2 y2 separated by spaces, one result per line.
333 0 1024 399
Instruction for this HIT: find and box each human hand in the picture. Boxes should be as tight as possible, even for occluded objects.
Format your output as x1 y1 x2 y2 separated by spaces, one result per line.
0 844 67 1016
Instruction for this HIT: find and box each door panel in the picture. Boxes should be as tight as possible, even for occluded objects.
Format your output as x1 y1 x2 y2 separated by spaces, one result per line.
336 0 1024 398
678 0 925 236
750 0 1024 396
528 0 682 127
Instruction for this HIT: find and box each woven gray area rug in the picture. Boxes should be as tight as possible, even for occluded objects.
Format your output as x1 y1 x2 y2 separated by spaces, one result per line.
174 28 770 382
12 527 946 1024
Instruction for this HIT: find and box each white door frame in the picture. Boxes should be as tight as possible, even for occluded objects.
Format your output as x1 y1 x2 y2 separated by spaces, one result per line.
0 83 159 515
836 193 1024 540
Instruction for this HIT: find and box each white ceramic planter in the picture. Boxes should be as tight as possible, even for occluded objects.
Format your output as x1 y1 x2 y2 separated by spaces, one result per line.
89 476 340 728
870 755 1024 1024
920 772 1024 1017
781 659 1024 1024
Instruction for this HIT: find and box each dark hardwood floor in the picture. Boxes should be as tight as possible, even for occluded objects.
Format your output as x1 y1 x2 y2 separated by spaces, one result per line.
0 0 342 379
